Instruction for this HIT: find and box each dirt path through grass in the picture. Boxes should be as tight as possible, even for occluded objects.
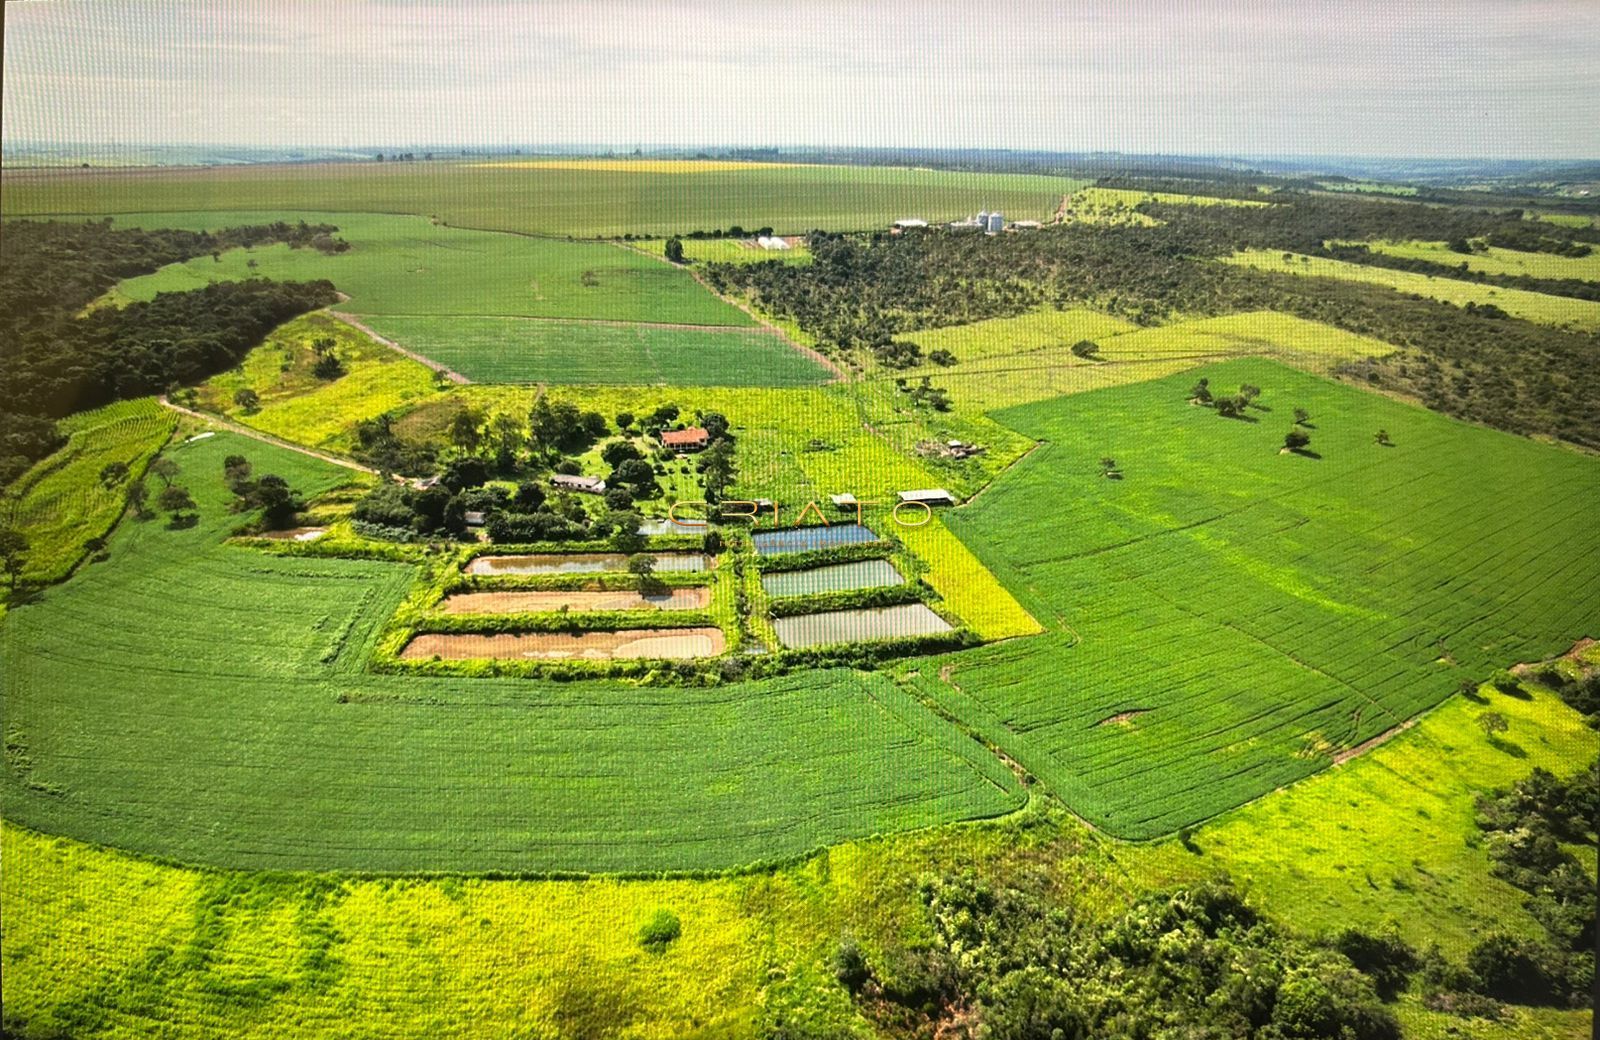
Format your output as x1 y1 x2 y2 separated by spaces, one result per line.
158 396 378 476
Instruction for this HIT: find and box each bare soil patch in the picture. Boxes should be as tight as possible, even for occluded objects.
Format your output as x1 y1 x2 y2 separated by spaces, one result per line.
1097 709 1150 726
401 627 725 661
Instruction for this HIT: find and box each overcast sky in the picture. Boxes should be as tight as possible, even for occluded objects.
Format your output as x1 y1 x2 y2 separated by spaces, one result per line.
4 0 1597 158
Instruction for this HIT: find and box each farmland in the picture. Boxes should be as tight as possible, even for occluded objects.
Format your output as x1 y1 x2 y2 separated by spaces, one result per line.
0 431 1023 873
1225 249 1600 330
929 359 1600 838
0 162 1084 237
1058 186 1271 226
364 315 830 385
1363 238 1600 281
0 398 176 585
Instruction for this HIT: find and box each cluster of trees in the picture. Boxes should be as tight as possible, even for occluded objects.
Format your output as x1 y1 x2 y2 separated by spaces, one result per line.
1326 243 1600 303
706 189 1600 447
822 875 1404 1040
222 454 303 529
1 218 345 486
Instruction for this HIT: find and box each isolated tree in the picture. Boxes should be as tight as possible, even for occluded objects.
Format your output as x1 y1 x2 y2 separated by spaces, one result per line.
1284 428 1312 452
664 237 685 264
626 551 657 591
233 387 261 411
700 411 730 441
1478 712 1509 739
1189 378 1212 404
615 411 635 432
1375 429 1393 446
158 484 196 524
148 457 179 487
1070 339 1101 359
1293 407 1311 426
0 528 30 590
98 460 130 487
250 475 303 529
449 408 485 453
126 479 151 519
312 351 345 380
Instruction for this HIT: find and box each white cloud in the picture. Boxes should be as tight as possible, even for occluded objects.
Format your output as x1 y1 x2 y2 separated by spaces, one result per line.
2 0 1596 156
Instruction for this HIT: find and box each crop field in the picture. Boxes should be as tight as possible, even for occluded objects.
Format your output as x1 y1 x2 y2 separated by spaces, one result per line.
365 314 830 385
923 359 1600 838
636 237 814 265
195 312 441 448
1363 238 1600 281
97 210 754 327
0 432 1022 873
898 306 1141 367
1226 249 1600 330
0 398 176 584
0 163 1085 237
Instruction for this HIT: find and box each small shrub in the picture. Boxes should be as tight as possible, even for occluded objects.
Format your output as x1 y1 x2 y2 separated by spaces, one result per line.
638 908 681 952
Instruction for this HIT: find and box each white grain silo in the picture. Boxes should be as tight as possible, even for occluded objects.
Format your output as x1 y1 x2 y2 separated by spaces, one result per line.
987 211 1004 233
976 209 990 229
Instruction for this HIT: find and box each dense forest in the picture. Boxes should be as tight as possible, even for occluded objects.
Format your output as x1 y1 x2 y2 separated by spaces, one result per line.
707 189 1600 448
0 219 344 485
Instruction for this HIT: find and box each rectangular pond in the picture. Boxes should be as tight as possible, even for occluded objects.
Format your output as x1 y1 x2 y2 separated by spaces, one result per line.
402 627 725 661
440 588 710 613
465 552 709 575
751 523 877 556
772 603 952 649
761 559 905 598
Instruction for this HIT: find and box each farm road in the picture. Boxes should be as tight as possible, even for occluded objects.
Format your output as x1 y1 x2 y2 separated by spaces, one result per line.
158 397 379 477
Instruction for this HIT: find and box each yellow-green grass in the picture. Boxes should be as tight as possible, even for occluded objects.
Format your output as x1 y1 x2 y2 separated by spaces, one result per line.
897 519 1042 640
874 310 1396 412
896 306 1140 367
1317 180 1418 196
1 163 1085 237
1530 211 1596 229
0 398 176 584
1363 239 1600 282
1059 186 1270 227
1125 681 1599 957
195 312 441 450
467 158 809 173
1225 250 1600 331
91 211 754 328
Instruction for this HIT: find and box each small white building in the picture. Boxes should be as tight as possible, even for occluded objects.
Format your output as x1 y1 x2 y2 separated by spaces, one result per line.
830 493 858 509
463 510 487 527
897 488 955 506
551 474 607 494
756 235 790 250
892 218 929 229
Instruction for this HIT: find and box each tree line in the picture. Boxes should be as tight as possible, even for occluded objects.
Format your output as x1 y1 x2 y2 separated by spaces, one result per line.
0 218 346 486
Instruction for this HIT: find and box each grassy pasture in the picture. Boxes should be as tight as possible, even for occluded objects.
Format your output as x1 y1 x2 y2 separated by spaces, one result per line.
1226 249 1600 330
97 210 754 327
366 314 830 386
1316 180 1418 196
1059 186 1271 226
0 431 1023 873
877 310 1396 412
1363 238 1600 282
925 359 1600 838
0 398 176 585
195 312 441 449
1530 211 1596 229
1127 678 1598 957
0 163 1083 237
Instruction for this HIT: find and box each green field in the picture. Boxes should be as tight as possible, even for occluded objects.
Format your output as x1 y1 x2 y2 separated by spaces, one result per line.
0 398 176 585
366 314 831 385
1365 238 1600 281
1226 249 1600 330
0 431 1023 873
1 162 1084 237
924 359 1600 838
97 211 754 327
1317 180 1419 196
1059 186 1271 226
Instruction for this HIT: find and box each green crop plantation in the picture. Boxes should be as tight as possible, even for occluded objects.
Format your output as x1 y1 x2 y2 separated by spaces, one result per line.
928 359 1600 838
1365 238 1600 281
0 398 176 585
1227 249 1600 330
0 431 1022 873
98 210 754 326
366 314 831 385
1 163 1083 237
